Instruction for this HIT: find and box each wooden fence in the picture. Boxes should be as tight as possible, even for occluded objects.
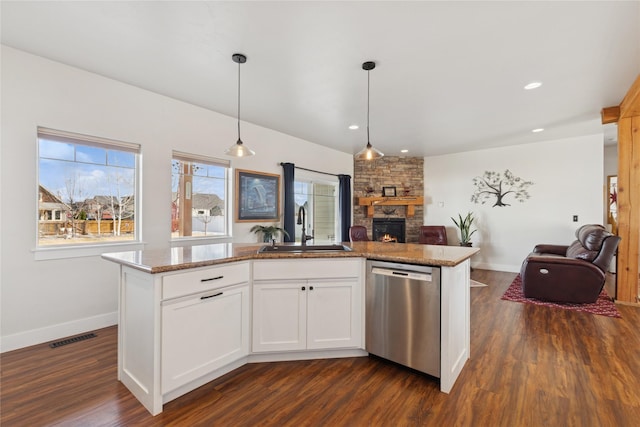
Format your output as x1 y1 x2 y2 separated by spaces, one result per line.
39 220 135 236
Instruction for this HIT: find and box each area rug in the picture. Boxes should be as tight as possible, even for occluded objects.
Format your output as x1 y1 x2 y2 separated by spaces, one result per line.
501 275 621 318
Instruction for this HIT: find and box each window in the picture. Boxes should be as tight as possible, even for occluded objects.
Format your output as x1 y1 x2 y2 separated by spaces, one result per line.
37 128 140 247
294 179 338 244
171 152 230 239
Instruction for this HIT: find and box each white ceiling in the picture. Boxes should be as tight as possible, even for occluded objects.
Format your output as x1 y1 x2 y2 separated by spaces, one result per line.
2 1 639 157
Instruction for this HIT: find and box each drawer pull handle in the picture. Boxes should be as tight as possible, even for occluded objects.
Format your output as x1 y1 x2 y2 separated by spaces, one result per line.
201 276 224 282
201 292 223 300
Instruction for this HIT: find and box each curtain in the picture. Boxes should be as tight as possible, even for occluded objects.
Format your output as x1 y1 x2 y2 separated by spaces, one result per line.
338 174 352 242
281 162 295 242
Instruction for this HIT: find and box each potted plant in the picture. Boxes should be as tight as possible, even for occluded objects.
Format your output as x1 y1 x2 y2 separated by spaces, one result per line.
451 212 477 246
250 224 289 243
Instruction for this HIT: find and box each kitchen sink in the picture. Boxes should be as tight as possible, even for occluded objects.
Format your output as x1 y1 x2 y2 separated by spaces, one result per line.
258 244 352 253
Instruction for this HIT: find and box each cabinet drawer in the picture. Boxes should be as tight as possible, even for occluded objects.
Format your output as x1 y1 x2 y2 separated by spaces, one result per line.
162 262 249 300
253 258 361 281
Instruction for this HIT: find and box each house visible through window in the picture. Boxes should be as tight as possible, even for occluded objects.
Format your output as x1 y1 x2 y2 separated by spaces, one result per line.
171 152 230 239
37 128 140 247
294 179 338 244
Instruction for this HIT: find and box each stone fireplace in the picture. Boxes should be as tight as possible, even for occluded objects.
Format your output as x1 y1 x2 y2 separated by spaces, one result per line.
372 218 406 243
353 156 424 242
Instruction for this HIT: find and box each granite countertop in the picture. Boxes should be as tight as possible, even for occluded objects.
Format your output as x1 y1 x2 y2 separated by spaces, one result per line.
101 242 479 274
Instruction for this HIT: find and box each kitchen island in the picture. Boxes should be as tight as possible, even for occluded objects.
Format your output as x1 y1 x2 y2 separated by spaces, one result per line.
103 242 478 415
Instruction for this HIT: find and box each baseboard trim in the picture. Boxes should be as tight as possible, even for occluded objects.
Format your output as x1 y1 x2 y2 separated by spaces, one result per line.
472 262 520 273
0 311 118 353
248 348 368 364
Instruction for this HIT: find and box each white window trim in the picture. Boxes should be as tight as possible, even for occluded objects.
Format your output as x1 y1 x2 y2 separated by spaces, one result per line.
32 241 146 261
34 127 142 259
38 127 140 152
171 151 231 241
169 236 232 248
294 172 340 244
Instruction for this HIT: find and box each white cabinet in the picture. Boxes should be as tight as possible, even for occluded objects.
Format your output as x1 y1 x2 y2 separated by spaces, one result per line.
161 283 249 393
115 257 364 416
307 280 360 350
117 261 250 415
252 259 362 353
252 282 307 352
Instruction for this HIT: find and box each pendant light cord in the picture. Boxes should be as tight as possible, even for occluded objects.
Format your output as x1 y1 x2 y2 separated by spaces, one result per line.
237 59 241 142
226 53 253 156
357 60 381 159
366 68 370 145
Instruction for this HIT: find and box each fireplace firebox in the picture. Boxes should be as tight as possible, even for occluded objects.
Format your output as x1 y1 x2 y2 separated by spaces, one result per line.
372 218 406 243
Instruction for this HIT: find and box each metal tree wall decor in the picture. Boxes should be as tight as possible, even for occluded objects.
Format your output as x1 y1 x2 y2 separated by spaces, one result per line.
471 169 533 207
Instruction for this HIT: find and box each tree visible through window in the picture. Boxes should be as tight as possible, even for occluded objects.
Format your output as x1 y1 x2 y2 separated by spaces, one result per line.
37 128 140 246
171 152 229 239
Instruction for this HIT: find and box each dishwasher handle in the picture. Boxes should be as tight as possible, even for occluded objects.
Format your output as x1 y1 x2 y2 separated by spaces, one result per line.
371 266 432 282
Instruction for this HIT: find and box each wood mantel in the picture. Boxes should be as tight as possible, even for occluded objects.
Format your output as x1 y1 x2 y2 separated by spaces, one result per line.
357 196 424 218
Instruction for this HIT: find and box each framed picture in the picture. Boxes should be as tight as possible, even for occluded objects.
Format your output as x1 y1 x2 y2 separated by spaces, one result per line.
236 169 280 222
382 186 397 197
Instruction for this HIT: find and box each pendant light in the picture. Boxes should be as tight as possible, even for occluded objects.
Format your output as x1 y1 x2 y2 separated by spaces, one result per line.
355 61 384 160
225 53 255 157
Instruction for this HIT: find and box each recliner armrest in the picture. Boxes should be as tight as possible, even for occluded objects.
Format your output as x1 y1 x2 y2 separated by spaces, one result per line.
532 244 569 255
524 255 602 272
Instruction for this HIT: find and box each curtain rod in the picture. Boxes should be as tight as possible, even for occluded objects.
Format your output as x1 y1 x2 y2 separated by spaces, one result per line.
280 162 348 178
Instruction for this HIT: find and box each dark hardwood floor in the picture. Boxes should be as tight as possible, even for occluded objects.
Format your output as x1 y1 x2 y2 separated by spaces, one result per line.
2 270 640 426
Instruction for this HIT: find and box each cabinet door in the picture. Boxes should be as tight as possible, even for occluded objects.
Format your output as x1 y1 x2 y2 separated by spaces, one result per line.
161 284 249 394
307 279 362 350
252 282 307 352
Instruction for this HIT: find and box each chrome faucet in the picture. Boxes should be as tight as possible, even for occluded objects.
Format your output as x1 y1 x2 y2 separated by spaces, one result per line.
297 206 313 246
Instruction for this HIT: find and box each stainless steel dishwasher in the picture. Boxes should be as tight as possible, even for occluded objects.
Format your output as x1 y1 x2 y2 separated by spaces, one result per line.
365 260 441 377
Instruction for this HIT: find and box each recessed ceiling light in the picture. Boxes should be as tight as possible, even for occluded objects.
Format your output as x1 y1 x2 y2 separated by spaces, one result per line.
532 128 544 133
524 82 542 90
348 124 359 130
400 149 409 153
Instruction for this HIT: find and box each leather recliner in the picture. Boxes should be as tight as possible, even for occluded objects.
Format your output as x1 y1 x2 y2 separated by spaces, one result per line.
520 224 620 303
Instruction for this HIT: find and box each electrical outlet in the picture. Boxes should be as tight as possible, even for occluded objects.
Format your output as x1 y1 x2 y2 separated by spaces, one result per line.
573 215 578 222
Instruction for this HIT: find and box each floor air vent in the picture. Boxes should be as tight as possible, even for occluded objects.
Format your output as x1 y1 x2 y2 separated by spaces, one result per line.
49 333 97 348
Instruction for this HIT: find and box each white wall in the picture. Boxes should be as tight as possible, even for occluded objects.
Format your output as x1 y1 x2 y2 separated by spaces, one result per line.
424 135 604 272
604 144 618 179
0 47 353 351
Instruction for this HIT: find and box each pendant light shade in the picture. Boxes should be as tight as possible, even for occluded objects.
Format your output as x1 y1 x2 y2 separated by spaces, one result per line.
224 140 255 157
355 61 384 160
356 141 384 161
225 53 255 157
